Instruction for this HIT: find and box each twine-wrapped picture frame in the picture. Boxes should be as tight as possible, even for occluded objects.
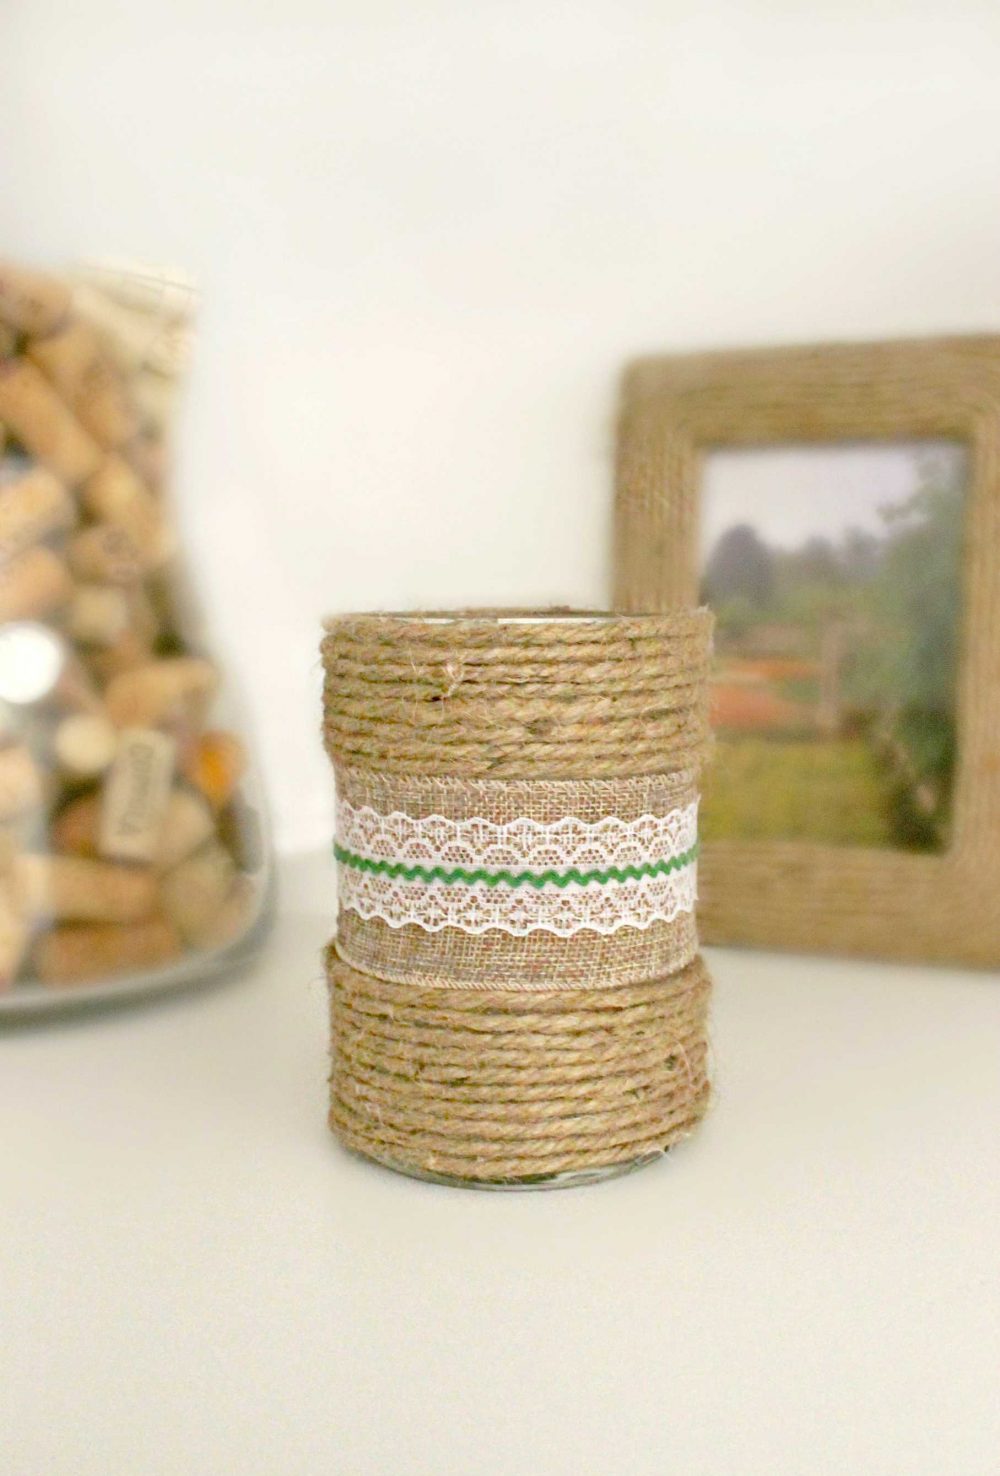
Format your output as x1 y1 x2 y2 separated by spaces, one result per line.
615 336 1000 967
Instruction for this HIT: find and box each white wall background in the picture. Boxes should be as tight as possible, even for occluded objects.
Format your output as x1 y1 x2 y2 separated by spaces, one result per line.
1 0 998 851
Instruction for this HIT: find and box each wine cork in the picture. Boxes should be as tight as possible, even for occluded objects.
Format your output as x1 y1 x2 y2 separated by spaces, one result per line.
0 261 71 336
17 853 158 923
72 261 196 323
65 584 131 646
87 630 155 684
0 358 102 484
181 730 246 811
52 791 100 857
125 585 160 647
0 809 47 853
131 372 177 436
28 319 99 393
128 433 168 492
217 796 264 873
0 744 43 821
71 282 190 378
28 320 136 448
82 456 171 567
53 713 118 778
99 727 176 862
105 657 217 729
50 649 105 717
160 840 236 945
53 782 212 866
0 469 76 563
143 573 190 648
67 523 144 585
34 916 181 985
0 870 30 989
0 546 73 621
154 786 215 870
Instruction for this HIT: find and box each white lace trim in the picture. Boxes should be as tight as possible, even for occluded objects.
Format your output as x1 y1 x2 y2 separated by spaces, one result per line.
337 866 697 937
336 798 698 937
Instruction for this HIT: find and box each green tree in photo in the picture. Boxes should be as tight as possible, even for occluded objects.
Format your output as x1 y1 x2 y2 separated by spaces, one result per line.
703 524 774 608
850 461 963 811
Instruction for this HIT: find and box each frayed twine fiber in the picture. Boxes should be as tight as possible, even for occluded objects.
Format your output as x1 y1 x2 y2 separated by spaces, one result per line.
320 610 714 1183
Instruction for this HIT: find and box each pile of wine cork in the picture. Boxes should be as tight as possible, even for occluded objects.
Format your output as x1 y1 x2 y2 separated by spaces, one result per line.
0 259 265 992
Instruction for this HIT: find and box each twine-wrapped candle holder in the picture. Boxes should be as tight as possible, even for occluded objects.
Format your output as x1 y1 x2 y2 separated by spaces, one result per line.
321 609 714 1187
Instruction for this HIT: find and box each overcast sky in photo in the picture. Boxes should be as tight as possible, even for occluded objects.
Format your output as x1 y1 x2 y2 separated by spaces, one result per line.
701 440 967 558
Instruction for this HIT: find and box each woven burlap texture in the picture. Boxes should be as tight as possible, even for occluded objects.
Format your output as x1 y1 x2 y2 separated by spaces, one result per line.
335 767 700 989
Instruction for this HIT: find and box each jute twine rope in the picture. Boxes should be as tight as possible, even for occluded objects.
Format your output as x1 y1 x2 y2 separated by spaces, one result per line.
321 609 713 778
321 610 714 1185
327 948 711 1182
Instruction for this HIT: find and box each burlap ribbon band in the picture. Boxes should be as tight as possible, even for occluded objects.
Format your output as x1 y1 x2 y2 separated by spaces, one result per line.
334 766 700 989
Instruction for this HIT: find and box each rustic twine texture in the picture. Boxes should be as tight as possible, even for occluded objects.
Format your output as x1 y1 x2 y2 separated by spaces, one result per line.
327 947 711 1183
614 338 1000 966
321 610 714 1182
321 610 714 778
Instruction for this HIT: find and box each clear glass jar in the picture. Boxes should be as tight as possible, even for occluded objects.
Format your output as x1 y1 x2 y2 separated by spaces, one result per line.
0 258 273 1012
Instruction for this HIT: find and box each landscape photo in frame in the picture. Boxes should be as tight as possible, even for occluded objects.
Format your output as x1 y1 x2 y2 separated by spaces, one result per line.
700 441 965 854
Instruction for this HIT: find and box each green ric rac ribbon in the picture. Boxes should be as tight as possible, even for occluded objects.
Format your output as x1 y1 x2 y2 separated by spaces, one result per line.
332 842 699 891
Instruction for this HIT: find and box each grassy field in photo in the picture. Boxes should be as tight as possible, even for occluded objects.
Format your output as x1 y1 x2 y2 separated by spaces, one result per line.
701 736 896 847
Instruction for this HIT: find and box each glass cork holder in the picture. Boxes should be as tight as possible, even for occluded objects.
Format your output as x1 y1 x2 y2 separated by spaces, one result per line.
0 258 273 1013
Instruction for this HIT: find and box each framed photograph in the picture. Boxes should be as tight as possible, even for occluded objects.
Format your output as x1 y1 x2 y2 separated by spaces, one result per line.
614 337 1000 966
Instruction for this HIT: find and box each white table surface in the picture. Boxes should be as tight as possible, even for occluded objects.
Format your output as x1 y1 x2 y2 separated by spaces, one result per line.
2 850 998 1476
